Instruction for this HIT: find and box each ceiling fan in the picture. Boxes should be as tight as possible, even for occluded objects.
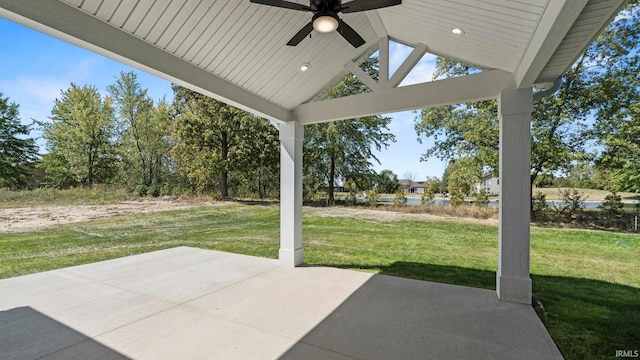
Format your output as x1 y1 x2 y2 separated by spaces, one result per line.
249 0 402 48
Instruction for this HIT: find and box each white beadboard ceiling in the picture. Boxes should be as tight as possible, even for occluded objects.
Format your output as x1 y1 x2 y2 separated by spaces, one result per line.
0 0 628 123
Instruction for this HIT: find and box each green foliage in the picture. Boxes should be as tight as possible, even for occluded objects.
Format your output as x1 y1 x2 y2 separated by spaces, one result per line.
304 57 395 205
473 189 489 207
421 189 434 204
366 189 378 207
0 93 38 189
555 189 586 223
345 190 357 206
533 173 555 188
449 191 465 206
393 188 407 205
599 191 624 227
108 71 173 190
531 191 550 221
40 83 118 187
416 3 640 197
230 119 279 199
376 169 399 193
423 176 443 194
588 2 640 192
445 158 481 195
416 52 592 189
171 86 279 198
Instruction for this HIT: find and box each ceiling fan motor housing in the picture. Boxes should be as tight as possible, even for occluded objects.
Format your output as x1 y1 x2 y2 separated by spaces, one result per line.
310 0 342 12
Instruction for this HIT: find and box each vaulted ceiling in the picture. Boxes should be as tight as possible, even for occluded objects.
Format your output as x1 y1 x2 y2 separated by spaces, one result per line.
0 0 628 123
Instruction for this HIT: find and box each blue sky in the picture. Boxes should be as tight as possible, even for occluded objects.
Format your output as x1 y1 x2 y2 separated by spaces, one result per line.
0 18 445 180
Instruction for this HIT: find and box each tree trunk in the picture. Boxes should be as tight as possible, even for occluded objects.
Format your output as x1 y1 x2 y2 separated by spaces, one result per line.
87 151 94 187
148 161 153 187
220 133 229 198
328 156 335 206
220 170 229 198
257 170 264 199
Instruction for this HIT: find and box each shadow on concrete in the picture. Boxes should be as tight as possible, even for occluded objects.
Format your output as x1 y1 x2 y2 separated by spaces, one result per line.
299 261 640 359
278 271 561 360
0 306 130 360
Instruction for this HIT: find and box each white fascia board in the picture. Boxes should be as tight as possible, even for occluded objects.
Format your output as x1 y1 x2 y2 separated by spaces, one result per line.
515 0 588 88
366 11 389 38
385 43 427 89
378 36 390 83
0 0 292 123
293 70 515 124
345 61 380 92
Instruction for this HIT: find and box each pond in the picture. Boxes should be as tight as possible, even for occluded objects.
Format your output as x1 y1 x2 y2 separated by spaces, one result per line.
376 197 615 209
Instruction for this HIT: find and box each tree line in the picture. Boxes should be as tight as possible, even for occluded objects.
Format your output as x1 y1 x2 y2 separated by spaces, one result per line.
2 1 638 201
0 59 394 200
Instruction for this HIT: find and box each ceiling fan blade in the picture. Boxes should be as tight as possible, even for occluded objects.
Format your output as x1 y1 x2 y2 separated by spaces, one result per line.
287 21 314 46
250 0 311 11
341 0 401 13
337 19 366 48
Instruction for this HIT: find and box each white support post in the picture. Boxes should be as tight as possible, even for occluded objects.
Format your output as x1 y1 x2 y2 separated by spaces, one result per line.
496 88 533 304
279 121 304 266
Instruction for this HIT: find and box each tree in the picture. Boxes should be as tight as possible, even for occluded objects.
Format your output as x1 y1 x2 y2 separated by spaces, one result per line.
590 1 640 192
171 85 278 197
41 84 117 187
235 117 279 198
415 56 592 192
445 157 481 195
423 176 443 194
402 170 418 182
0 93 38 189
108 71 171 190
565 160 598 189
376 169 399 194
304 57 395 204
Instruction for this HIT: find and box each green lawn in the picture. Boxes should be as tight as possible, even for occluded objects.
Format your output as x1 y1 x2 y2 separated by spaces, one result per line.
1 203 638 359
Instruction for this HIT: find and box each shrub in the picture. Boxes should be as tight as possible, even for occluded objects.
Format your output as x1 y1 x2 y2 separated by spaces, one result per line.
345 191 357 206
532 191 550 221
136 184 148 197
421 189 434 205
366 189 378 208
393 188 407 206
473 189 489 207
450 191 465 206
599 191 624 228
556 189 585 223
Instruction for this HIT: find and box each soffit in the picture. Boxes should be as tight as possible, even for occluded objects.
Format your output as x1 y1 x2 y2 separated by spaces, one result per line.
0 0 628 122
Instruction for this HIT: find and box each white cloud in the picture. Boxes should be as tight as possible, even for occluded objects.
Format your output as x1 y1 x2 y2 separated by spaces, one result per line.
388 41 414 75
0 76 65 105
400 53 438 86
0 76 68 129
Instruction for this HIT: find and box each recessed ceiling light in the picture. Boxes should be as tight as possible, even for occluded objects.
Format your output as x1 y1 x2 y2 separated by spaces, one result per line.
534 82 555 91
452 28 465 35
300 63 310 72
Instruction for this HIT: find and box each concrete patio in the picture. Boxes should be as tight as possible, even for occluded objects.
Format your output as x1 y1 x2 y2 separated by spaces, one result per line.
0 247 562 359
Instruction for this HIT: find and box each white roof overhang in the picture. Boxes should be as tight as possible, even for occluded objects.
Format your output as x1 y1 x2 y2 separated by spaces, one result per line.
0 0 628 124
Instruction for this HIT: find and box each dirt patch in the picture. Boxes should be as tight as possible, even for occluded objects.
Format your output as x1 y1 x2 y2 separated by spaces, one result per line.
304 206 498 226
0 198 232 233
0 200 498 233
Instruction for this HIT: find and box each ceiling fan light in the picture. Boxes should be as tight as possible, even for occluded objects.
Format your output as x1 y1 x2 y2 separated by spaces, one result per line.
313 14 339 33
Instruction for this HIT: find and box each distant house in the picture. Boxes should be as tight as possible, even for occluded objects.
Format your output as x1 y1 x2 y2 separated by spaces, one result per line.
475 174 499 194
399 179 425 194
